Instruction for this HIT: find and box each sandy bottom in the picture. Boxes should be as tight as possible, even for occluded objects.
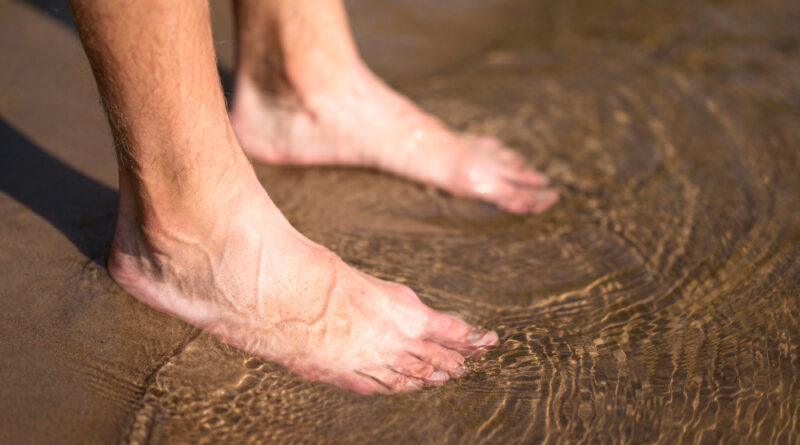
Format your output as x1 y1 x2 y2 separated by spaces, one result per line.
1 0 799 443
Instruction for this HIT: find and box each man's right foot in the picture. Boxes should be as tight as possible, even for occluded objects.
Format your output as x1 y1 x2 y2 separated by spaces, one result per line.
108 166 498 394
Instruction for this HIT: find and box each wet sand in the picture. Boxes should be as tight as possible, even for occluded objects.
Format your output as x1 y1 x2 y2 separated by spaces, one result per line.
1 0 799 443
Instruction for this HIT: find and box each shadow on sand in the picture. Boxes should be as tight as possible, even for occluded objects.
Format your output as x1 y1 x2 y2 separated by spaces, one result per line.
0 119 117 262
2 0 236 262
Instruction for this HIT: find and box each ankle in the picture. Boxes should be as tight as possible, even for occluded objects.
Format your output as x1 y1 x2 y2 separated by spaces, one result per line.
233 54 371 109
115 141 258 245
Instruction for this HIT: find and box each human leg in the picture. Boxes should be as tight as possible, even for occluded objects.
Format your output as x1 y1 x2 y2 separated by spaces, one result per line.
230 0 559 214
69 0 497 394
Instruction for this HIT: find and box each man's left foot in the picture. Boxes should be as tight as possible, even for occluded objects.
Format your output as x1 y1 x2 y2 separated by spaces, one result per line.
230 67 559 214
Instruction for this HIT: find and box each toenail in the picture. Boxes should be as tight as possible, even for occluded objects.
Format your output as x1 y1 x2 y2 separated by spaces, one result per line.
469 348 487 361
430 370 449 382
467 329 490 346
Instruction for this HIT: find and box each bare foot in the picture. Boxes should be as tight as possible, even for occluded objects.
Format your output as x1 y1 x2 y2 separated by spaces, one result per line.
229 68 559 214
108 171 498 394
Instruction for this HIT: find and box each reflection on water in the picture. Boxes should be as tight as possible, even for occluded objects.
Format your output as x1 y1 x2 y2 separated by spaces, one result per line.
12 0 799 443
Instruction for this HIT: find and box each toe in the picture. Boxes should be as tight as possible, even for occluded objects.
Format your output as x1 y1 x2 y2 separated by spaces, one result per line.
424 313 500 353
533 188 560 211
464 134 503 151
499 186 559 214
406 339 469 377
357 368 422 393
391 354 450 385
461 167 556 214
493 148 528 168
335 374 390 395
502 164 550 187
466 135 529 169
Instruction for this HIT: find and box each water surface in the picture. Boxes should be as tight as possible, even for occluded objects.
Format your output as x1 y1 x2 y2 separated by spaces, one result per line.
0 0 798 443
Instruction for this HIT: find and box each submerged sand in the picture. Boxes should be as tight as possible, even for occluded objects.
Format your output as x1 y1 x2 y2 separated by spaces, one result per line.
1 0 799 443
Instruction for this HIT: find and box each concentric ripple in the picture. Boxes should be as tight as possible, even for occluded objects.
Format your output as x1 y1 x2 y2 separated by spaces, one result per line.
120 0 800 443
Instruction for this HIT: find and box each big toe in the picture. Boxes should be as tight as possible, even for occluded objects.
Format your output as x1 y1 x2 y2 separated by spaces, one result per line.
499 187 559 214
423 312 500 356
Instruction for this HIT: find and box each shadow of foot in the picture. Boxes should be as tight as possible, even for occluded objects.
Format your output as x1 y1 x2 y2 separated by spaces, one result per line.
0 119 117 262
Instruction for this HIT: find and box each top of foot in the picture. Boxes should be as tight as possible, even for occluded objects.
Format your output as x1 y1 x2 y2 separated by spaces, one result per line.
230 69 559 214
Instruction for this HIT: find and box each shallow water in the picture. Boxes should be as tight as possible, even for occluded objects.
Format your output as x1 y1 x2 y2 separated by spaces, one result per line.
1 0 799 443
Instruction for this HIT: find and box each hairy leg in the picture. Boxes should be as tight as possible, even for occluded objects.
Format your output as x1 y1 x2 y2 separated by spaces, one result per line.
230 0 559 214
69 0 497 394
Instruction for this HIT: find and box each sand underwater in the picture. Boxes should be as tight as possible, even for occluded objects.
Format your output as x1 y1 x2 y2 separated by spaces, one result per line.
1 0 799 443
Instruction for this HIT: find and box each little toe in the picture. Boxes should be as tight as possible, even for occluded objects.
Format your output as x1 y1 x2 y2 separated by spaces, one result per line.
335 374 390 395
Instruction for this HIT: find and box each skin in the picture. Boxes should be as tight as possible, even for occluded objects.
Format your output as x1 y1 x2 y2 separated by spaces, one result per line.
230 0 559 214
68 0 554 394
